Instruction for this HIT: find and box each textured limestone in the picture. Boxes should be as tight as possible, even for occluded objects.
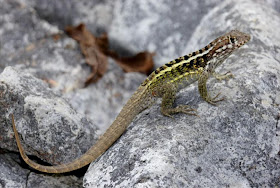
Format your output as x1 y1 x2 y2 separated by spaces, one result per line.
0 0 279 187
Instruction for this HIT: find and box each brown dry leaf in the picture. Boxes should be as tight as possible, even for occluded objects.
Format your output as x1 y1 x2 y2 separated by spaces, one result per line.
110 51 155 74
98 33 155 74
95 33 110 55
65 23 108 86
99 33 155 74
66 23 155 86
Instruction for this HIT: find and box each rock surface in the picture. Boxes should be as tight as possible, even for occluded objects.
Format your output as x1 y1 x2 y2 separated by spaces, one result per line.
83 0 280 187
0 0 279 187
0 67 97 163
0 153 29 188
0 153 81 188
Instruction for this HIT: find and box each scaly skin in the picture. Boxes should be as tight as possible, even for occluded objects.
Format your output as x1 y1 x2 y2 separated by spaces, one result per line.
11 30 250 173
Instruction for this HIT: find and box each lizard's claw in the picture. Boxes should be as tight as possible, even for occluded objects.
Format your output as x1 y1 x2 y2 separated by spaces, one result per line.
206 92 225 105
161 105 198 117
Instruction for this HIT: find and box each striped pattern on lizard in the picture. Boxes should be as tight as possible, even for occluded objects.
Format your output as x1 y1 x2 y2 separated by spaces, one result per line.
11 30 250 173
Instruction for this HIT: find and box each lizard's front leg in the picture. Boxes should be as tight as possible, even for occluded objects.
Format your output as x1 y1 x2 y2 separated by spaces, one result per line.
160 84 197 117
198 72 225 105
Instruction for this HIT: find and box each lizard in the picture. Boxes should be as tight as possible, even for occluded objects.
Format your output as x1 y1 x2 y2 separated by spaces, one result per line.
11 30 250 173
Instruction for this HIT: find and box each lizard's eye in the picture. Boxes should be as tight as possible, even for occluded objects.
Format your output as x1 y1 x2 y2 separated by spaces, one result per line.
229 37 236 43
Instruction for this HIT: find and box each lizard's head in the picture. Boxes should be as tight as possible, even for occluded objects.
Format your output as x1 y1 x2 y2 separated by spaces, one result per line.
210 30 250 57
206 30 250 68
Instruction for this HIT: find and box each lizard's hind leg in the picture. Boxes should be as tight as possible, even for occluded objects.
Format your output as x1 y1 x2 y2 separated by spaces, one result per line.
160 84 197 118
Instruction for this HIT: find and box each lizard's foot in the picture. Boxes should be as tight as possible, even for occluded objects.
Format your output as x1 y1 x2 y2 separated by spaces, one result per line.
161 105 198 118
206 92 225 105
214 71 234 81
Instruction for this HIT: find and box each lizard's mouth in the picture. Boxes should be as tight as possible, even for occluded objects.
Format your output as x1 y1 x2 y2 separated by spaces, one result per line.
241 33 251 44
235 31 251 46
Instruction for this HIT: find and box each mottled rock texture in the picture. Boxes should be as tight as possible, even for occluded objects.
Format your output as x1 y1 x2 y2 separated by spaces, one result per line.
0 0 279 187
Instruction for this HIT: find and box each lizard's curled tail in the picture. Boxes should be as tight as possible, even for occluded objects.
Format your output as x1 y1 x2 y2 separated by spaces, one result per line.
12 86 151 173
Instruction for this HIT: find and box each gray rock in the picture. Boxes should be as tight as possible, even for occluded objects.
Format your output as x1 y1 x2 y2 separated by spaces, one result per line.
0 0 279 187
0 0 91 92
262 0 280 13
83 0 280 187
23 0 224 66
0 153 29 188
0 0 59 57
72 0 224 64
0 153 82 188
64 58 145 132
0 66 93 187
27 173 82 188
0 67 97 165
